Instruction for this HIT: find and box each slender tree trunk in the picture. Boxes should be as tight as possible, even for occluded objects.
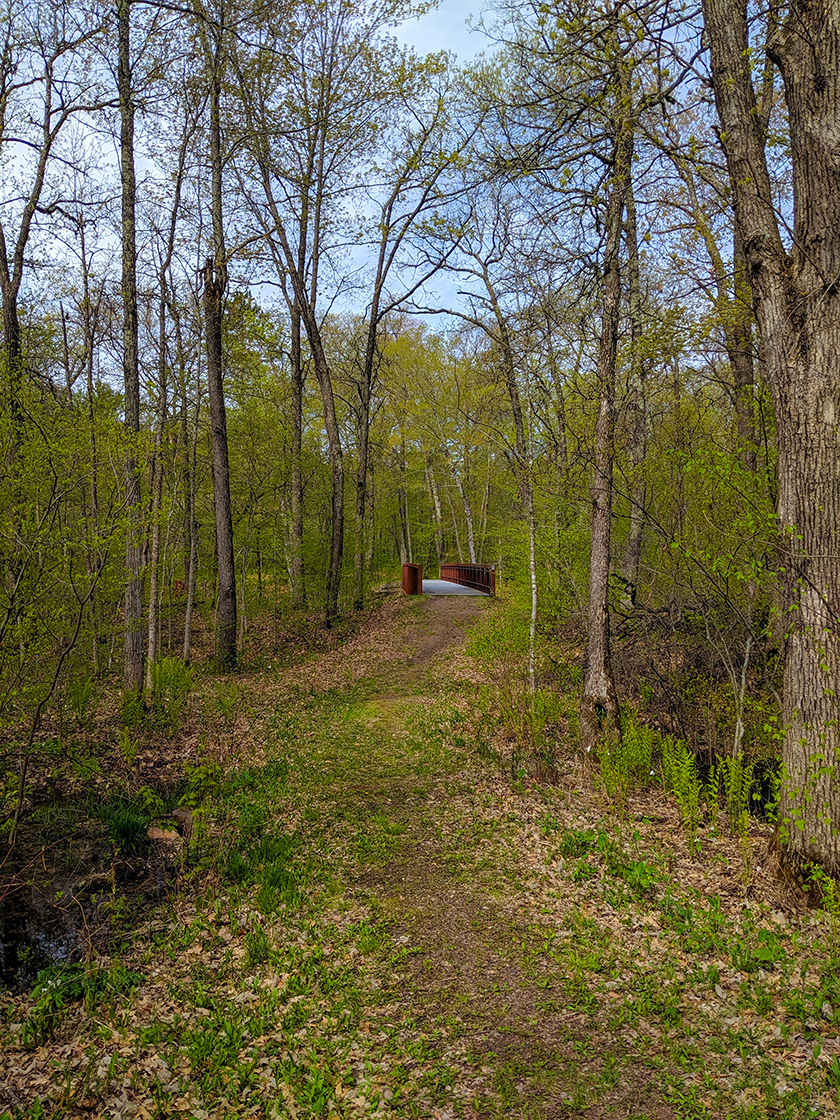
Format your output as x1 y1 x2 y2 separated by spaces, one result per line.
353 397 371 610
620 179 647 608
453 465 476 563
579 82 633 752
289 304 306 607
679 160 757 471
204 258 236 669
426 462 444 570
145 302 168 692
704 0 840 875
119 0 144 697
444 478 465 563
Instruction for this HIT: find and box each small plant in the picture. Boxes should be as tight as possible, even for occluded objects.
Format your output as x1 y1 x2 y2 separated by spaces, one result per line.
98 797 150 857
119 726 138 767
121 688 144 729
807 863 840 957
182 757 222 808
720 753 757 835
558 827 598 858
22 962 143 1046
730 928 787 973
214 680 241 730
150 656 192 735
245 924 273 967
598 715 659 813
138 785 167 818
67 677 96 727
660 735 703 852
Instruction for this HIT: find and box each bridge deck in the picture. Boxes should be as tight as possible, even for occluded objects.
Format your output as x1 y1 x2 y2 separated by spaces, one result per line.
422 579 488 596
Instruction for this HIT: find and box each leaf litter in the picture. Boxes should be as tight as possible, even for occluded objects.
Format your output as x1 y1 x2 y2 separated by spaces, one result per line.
2 593 840 1119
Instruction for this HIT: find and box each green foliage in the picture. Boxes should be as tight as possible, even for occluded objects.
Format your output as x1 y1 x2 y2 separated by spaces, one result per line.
149 656 192 735
719 754 757 835
121 689 144 730
22 962 143 1046
119 727 138 767
181 758 222 809
598 714 656 811
97 797 150 857
730 928 788 974
66 677 96 727
807 864 840 958
660 736 704 851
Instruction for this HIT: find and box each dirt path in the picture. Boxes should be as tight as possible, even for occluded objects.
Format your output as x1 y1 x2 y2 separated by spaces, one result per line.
2 594 839 1119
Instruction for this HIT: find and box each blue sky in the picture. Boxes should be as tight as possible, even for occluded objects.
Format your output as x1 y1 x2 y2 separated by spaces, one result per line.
397 0 487 62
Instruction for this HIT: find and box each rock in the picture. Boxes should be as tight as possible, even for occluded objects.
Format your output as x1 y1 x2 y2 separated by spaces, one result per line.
171 808 194 839
147 827 179 841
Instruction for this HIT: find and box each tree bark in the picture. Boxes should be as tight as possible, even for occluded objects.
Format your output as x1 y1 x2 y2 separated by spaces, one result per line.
289 304 306 607
579 77 633 752
426 461 444 570
204 258 236 669
703 0 840 875
118 0 144 697
620 179 647 608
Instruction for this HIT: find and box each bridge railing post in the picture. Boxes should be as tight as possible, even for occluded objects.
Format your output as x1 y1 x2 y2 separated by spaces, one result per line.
401 563 423 595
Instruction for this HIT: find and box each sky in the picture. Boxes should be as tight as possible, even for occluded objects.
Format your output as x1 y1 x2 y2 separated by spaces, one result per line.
397 0 487 62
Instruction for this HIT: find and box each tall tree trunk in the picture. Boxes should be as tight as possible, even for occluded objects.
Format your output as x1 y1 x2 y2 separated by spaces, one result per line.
679 160 757 471
119 0 144 697
453 465 476 563
204 15 236 669
145 302 167 692
353 393 371 610
204 258 236 669
444 478 465 563
704 0 840 875
730 226 757 471
579 84 633 752
180 319 199 665
426 462 444 570
620 179 647 609
289 303 306 607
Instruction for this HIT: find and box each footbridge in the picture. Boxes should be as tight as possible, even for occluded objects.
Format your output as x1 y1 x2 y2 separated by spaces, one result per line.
401 563 496 597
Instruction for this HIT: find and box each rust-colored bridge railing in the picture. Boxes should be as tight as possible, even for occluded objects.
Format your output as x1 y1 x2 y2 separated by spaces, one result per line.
440 563 496 596
401 563 423 595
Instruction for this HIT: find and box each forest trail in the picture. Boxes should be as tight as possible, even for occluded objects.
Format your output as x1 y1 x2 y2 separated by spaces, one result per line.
2 594 839 1119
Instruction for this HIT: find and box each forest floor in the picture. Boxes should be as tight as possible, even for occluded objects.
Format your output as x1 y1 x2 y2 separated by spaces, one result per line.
2 592 840 1119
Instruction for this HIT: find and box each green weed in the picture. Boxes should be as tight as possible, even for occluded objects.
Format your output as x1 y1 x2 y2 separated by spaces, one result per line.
22 962 143 1046
97 796 150 857
150 656 192 735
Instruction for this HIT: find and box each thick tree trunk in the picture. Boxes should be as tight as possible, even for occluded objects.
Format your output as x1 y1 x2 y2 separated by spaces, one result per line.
204 18 237 669
119 0 144 697
1 291 22 430
730 228 757 471
579 92 633 752
704 0 840 875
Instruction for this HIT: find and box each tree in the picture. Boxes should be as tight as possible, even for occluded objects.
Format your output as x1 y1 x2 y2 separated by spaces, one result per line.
703 0 840 877
192 0 237 669
117 0 145 697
